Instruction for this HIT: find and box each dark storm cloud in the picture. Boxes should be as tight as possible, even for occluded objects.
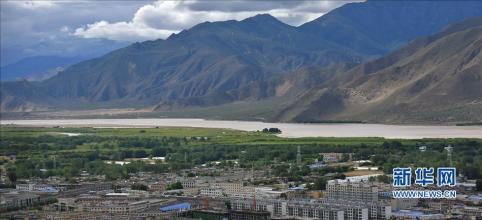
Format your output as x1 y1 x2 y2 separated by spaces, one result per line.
185 1 307 12
1 0 358 65
0 1 149 65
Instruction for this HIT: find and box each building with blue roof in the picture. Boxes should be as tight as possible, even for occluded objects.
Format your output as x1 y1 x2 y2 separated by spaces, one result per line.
39 187 59 193
159 202 191 212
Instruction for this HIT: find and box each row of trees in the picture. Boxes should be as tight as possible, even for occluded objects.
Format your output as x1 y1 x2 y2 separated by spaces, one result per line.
2 129 481 182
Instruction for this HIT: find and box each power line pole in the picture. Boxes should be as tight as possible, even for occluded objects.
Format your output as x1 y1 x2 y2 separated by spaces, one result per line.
251 163 254 182
445 145 453 167
296 145 301 167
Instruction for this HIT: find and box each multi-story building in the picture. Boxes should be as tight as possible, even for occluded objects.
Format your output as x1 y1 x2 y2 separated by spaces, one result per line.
325 180 379 202
148 182 166 192
59 182 112 197
180 178 197 189
319 153 352 163
16 184 61 193
200 188 224 198
176 177 210 189
56 195 167 214
1 191 39 211
453 205 482 219
212 182 244 195
230 198 391 220
199 184 289 199
391 198 418 210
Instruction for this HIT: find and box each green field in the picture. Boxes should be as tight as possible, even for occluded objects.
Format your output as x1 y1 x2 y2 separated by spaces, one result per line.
1 126 481 182
0 126 447 145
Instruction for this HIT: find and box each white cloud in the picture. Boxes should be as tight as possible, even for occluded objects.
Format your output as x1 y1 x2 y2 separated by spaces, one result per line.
73 0 358 42
73 20 176 42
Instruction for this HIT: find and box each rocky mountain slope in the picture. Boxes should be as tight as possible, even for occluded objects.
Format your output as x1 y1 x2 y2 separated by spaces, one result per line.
277 18 482 123
26 14 363 108
1 1 481 124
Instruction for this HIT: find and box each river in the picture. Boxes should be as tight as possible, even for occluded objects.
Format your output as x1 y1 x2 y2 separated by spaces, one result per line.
1 118 481 139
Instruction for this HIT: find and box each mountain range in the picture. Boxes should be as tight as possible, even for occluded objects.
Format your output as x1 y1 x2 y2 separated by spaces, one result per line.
0 56 89 81
1 1 481 124
276 17 482 123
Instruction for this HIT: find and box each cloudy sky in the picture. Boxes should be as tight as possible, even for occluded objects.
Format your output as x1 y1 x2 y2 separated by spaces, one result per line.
1 0 357 66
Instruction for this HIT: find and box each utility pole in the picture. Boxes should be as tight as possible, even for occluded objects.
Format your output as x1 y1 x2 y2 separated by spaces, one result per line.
252 189 257 210
296 145 301 167
445 145 453 167
251 163 254 182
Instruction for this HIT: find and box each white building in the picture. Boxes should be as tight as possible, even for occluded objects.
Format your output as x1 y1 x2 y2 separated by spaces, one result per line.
231 198 391 220
200 188 224 197
16 183 60 193
328 174 382 183
325 180 379 202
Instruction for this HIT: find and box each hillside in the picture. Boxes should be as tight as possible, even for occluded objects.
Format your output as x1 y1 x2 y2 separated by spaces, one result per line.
1 1 482 124
278 18 482 124
299 0 482 55
0 80 54 112
0 56 88 81
38 14 361 107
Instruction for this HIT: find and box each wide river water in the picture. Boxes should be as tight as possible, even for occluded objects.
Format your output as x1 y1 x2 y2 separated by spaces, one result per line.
1 118 481 139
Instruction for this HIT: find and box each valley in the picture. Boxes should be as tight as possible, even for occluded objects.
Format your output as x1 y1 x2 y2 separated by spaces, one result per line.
1 1 481 125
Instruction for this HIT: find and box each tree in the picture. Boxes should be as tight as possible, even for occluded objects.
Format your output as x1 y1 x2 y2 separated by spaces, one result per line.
317 155 324 162
225 201 231 210
166 181 183 190
300 165 311 176
104 165 128 180
272 165 290 177
7 168 17 184
332 173 346 180
262 128 281 133
152 147 167 157
131 183 148 191
340 153 350 162
476 179 482 192
134 150 147 158
62 166 80 179
464 165 481 179
122 150 133 158
268 128 281 133
309 178 327 190
377 175 391 184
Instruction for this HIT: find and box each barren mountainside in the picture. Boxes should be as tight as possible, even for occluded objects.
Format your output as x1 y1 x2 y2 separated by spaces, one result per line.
1 1 482 124
278 18 482 123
